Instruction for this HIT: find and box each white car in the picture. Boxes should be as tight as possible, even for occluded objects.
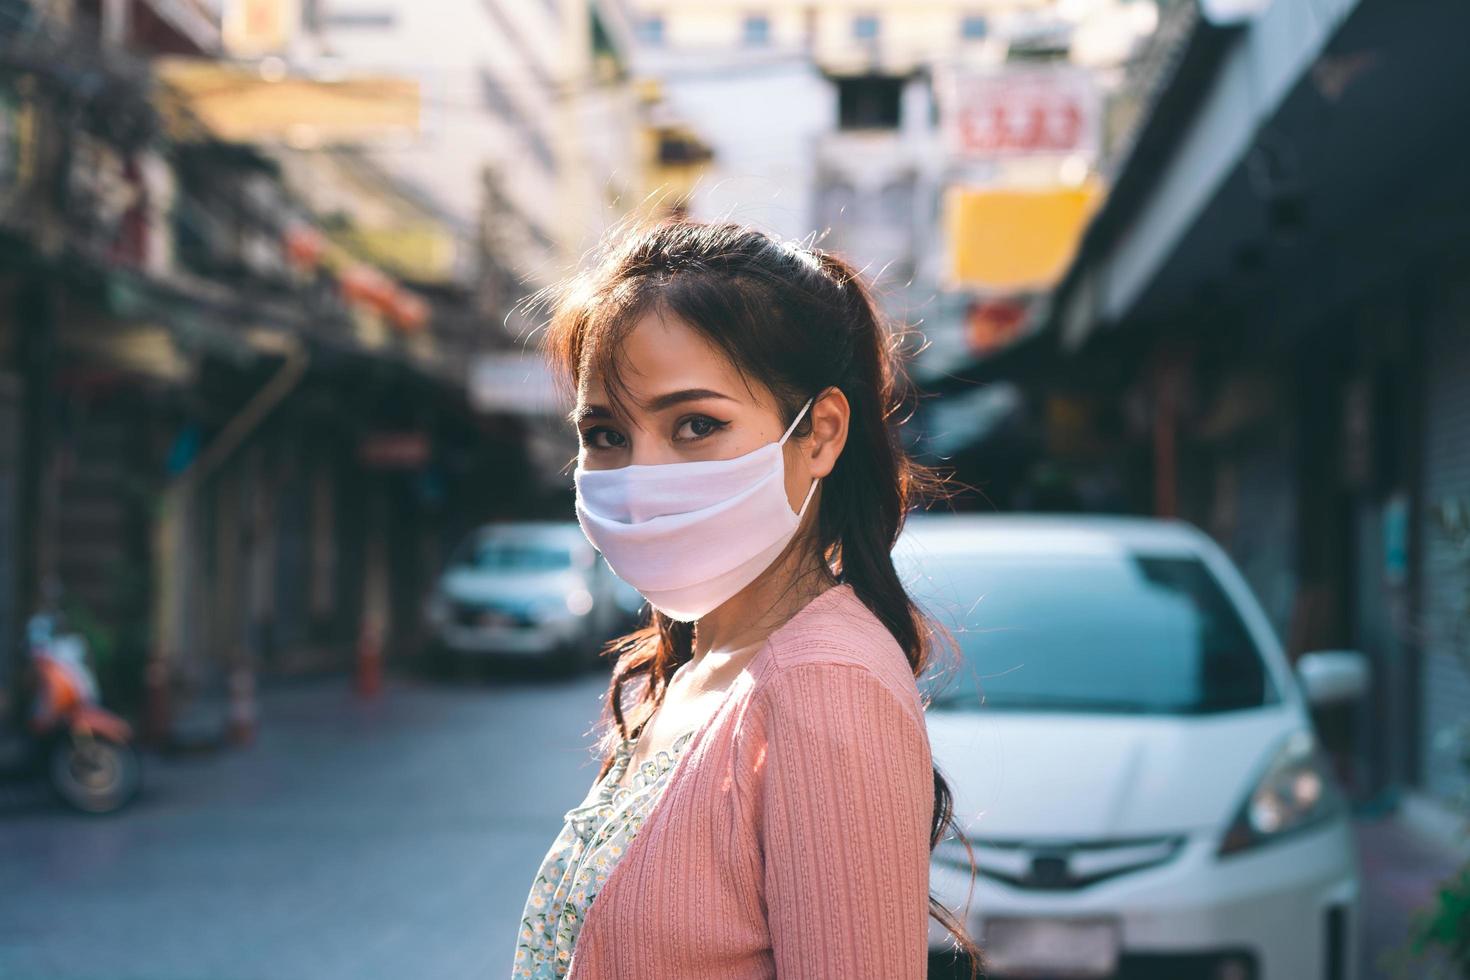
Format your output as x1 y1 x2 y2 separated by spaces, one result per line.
898 514 1365 980
424 522 641 673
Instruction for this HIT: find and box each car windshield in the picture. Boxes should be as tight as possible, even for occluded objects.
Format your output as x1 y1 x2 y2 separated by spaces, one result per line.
454 534 575 572
897 541 1275 715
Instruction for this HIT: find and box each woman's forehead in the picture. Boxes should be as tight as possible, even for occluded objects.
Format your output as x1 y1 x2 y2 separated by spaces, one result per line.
578 311 760 408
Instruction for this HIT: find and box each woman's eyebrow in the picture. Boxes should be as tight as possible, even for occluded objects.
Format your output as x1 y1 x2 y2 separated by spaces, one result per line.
571 403 613 423
642 388 736 412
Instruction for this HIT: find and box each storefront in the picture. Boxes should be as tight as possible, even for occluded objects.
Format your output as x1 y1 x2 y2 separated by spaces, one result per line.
1027 0 1470 805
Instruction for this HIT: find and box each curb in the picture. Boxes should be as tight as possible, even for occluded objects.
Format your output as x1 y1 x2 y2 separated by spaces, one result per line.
1398 790 1470 862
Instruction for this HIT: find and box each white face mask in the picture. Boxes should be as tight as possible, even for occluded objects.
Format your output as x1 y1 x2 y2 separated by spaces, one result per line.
573 397 819 622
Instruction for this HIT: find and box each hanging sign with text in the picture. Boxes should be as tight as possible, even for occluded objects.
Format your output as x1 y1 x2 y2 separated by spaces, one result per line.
938 65 1101 161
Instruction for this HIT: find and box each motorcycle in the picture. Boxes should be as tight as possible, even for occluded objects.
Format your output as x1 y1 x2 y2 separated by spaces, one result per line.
0 612 142 814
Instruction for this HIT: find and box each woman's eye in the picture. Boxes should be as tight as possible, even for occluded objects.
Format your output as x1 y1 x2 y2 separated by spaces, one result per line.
675 415 727 441
584 427 626 450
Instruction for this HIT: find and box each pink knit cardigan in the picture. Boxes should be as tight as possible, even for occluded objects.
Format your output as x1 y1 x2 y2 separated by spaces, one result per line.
564 583 934 979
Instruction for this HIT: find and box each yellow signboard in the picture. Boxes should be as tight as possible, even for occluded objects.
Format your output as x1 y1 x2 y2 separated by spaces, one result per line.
156 59 419 147
944 179 1105 291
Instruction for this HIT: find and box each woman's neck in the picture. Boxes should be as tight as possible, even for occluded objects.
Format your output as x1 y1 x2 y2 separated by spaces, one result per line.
689 544 837 665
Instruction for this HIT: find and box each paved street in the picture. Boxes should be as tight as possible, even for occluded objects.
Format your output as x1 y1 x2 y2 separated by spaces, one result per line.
1355 813 1463 980
1 670 1464 980
0 669 613 980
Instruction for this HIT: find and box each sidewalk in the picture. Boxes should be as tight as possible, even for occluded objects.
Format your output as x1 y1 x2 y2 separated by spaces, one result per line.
1355 794 1467 980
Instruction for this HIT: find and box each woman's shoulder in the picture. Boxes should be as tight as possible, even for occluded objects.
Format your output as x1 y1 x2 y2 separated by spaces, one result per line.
749 583 926 732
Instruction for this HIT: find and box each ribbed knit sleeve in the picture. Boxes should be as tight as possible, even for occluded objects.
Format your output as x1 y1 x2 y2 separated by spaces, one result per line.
750 661 933 979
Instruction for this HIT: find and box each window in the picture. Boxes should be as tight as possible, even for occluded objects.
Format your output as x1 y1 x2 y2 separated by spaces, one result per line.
456 541 573 572
742 13 770 47
960 14 988 40
836 75 903 130
322 7 396 28
852 14 880 40
478 70 515 121
879 177 916 224
479 71 558 174
896 544 1276 715
637 14 665 46
454 529 588 572
655 129 713 166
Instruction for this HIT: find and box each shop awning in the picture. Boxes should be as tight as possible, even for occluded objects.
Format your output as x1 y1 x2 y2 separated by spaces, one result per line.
155 58 420 147
1045 0 1380 351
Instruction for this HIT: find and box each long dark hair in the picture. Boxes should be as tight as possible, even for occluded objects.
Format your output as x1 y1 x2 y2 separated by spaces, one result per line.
539 218 983 975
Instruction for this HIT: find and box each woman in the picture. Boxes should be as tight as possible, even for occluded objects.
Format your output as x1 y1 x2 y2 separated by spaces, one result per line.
511 220 981 979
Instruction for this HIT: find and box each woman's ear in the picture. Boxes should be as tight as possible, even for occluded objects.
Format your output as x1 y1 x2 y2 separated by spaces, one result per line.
806 386 850 479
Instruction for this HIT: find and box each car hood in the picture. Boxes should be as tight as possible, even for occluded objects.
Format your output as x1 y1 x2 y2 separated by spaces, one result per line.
926 705 1297 840
440 568 584 605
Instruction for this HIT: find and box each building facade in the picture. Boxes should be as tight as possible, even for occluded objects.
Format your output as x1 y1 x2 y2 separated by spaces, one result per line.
997 0 1470 807
625 0 1158 376
301 0 638 294
0 0 619 748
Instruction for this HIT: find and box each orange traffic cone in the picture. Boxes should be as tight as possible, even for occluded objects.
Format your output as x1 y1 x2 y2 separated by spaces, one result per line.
226 665 257 746
144 657 172 747
356 621 383 698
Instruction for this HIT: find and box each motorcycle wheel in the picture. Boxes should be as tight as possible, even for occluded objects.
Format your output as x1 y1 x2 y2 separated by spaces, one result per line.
49 734 142 815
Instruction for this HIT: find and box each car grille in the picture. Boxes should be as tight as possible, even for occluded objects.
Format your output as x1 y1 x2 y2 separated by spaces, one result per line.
451 600 535 629
935 834 1186 891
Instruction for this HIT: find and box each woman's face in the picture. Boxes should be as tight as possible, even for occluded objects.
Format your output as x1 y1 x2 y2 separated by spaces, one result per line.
574 310 848 513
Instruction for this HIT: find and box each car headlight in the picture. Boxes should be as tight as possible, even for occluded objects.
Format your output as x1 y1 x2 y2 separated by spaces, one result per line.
565 588 594 616
1218 729 1344 857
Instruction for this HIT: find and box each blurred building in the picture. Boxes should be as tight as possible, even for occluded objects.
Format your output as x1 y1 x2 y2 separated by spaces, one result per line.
289 0 639 298
624 0 1158 379
0 0 635 747
945 0 1470 810
290 0 644 499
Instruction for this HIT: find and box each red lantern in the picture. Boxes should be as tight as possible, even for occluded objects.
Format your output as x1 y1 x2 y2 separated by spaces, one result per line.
285 224 326 271
340 264 396 311
387 289 430 333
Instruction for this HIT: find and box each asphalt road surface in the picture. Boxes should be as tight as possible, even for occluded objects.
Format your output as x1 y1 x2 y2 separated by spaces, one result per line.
0 669 613 980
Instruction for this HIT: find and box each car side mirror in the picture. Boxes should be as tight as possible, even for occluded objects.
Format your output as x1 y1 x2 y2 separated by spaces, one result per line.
1296 650 1370 707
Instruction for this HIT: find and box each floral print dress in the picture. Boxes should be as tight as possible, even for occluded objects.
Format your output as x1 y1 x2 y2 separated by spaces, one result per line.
511 725 697 979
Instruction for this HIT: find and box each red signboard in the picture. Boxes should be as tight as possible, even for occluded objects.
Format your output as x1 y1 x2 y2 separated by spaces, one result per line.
940 66 1100 160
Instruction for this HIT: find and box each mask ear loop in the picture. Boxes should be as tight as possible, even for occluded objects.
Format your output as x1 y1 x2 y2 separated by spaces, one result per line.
778 396 821 519
777 396 816 446
794 472 820 519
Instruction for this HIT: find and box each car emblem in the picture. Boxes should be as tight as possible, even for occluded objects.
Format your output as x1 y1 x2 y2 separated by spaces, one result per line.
1028 852 1072 888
